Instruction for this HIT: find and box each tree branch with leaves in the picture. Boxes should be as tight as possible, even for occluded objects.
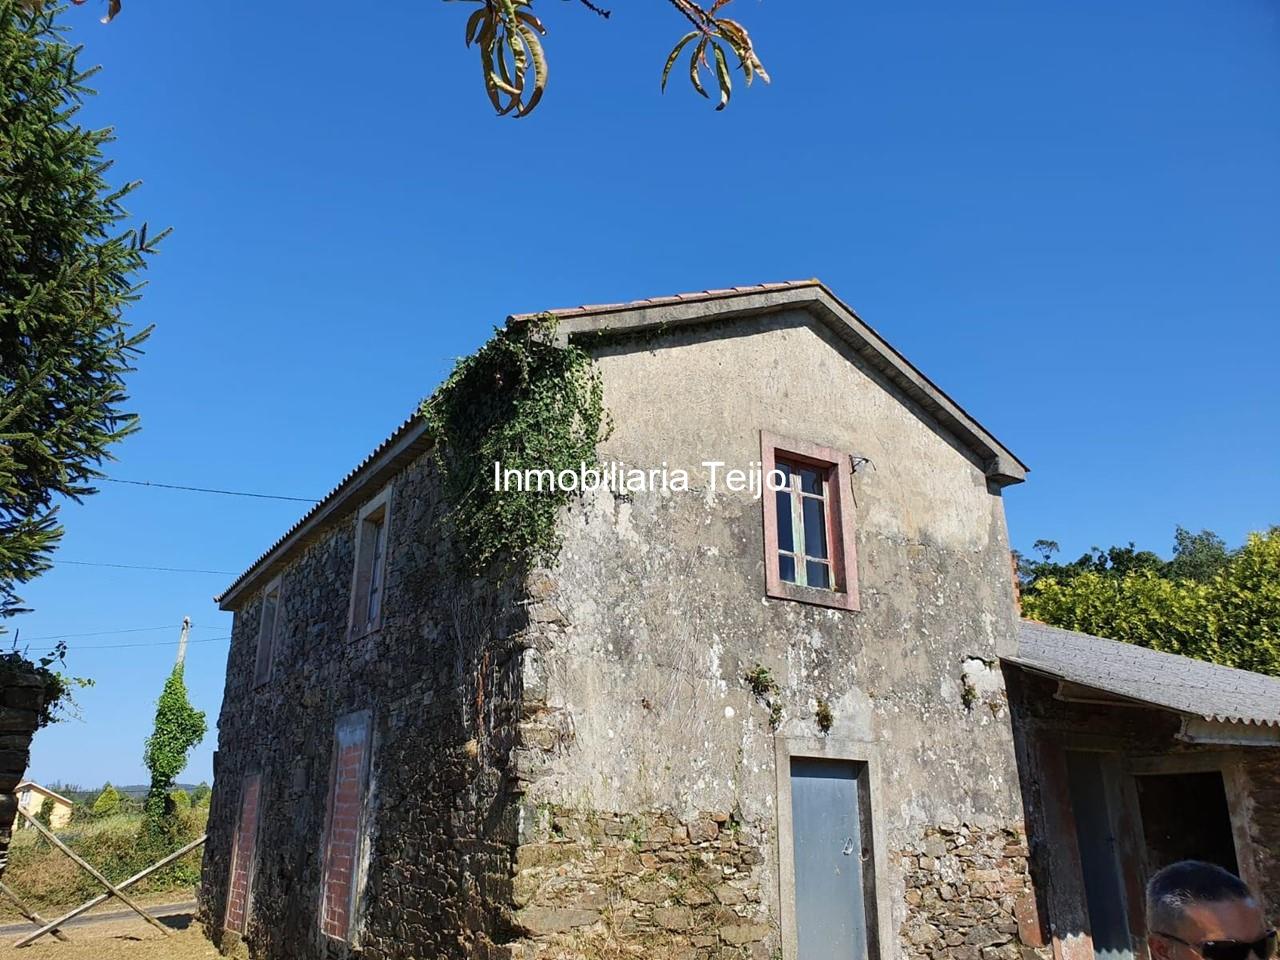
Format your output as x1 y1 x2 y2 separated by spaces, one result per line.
34 0 770 116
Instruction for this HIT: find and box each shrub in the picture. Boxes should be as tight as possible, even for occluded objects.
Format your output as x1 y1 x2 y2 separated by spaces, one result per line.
91 783 122 818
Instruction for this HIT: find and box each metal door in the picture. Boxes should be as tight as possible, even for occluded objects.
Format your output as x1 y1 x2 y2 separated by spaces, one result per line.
791 758 871 960
1066 751 1135 960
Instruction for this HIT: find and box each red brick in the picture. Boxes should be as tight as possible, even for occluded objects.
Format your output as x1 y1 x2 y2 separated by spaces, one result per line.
224 774 262 933
320 719 370 941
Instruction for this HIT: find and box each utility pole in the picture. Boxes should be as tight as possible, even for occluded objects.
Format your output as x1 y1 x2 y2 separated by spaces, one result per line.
175 616 190 668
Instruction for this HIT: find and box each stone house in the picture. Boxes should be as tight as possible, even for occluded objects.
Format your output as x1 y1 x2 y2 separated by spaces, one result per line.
199 280 1280 960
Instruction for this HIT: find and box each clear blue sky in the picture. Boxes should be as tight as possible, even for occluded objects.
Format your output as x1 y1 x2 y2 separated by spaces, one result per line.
12 0 1279 789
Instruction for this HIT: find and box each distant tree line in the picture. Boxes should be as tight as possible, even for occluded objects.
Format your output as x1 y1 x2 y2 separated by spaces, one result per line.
1017 526 1280 677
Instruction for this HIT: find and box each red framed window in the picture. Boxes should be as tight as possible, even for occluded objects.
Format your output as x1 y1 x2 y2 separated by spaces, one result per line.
224 773 262 934
761 432 860 611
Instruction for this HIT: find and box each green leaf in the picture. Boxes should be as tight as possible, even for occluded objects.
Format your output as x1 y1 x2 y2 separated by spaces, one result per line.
689 39 709 99
515 22 548 117
712 41 731 110
662 31 698 93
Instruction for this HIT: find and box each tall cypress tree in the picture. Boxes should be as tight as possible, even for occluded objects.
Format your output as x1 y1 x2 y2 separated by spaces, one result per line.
0 0 165 621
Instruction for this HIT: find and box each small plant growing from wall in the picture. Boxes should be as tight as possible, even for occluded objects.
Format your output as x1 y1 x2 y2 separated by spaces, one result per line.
744 663 785 730
815 698 833 734
743 664 777 698
768 700 783 730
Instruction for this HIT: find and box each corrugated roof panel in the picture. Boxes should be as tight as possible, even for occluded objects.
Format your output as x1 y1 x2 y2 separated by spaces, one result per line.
1011 620 1280 728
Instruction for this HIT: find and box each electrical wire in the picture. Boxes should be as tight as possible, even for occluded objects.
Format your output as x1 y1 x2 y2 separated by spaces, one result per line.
57 560 237 576
103 477 319 504
20 624 223 642
19 636 231 654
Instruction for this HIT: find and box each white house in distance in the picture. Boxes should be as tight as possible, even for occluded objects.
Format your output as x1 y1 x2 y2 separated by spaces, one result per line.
15 781 73 830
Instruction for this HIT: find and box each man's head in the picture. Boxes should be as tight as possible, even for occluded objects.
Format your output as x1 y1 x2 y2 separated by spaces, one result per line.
1147 860 1273 960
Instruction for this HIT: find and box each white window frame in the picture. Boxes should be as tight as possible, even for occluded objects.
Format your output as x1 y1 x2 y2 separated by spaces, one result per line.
254 575 282 687
347 486 392 640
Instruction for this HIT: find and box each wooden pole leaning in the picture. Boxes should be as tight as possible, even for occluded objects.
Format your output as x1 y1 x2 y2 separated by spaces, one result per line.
12 832 206 948
14 808 175 942
0 881 72 942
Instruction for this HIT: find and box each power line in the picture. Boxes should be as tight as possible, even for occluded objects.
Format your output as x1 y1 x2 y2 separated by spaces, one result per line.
104 477 319 504
18 624 223 642
58 560 237 576
20 636 231 653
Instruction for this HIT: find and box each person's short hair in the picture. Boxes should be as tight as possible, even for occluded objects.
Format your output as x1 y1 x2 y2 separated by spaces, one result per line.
1147 860 1255 934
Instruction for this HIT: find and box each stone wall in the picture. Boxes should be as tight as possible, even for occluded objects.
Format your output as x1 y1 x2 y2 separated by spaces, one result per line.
201 451 533 959
517 312 1031 954
0 660 47 878
896 823 1047 960
509 806 773 960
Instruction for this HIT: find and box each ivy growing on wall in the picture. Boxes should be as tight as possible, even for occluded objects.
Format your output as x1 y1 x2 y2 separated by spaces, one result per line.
141 664 206 829
420 313 610 574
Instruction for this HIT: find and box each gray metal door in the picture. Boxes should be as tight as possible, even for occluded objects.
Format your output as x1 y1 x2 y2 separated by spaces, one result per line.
1066 751 1135 960
791 758 871 960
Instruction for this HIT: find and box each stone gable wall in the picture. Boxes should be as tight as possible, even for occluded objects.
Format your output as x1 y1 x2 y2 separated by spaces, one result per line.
897 823 1048 960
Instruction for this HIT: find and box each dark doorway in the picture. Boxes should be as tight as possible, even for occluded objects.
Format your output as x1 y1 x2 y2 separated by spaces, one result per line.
1066 751 1135 960
1136 771 1238 875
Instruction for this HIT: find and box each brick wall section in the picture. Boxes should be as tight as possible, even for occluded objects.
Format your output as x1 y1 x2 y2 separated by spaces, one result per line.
896 822 1049 960
320 723 370 941
225 774 262 933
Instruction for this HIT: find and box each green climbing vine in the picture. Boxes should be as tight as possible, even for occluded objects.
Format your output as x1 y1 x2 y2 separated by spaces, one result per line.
419 313 611 574
141 664 206 830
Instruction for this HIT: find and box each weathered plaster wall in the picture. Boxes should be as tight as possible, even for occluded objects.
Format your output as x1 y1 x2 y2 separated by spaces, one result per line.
514 311 1030 958
201 452 531 959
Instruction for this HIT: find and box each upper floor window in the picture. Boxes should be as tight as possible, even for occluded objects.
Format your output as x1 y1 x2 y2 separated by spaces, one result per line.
348 486 391 639
254 577 282 686
761 432 860 611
